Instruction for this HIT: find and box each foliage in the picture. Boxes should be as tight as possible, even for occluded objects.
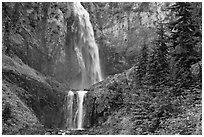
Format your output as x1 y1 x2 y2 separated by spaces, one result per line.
87 2 202 135
2 2 202 135
167 2 202 90
135 43 149 87
88 70 202 135
146 23 169 86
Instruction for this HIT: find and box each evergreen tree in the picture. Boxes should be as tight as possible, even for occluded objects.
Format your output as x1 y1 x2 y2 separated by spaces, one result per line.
168 2 201 88
135 43 148 87
147 23 169 87
147 51 158 86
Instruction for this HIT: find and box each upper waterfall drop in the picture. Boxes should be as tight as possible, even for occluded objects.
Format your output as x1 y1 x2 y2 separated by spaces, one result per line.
69 2 103 90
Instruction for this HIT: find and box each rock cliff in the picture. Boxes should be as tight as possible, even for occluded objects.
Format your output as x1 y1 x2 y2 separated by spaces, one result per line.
2 54 68 134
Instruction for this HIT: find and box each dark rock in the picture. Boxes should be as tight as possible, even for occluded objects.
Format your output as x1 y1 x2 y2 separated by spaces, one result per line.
84 72 132 128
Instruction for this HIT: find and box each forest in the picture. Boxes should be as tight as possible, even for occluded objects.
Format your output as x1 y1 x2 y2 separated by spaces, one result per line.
2 2 202 135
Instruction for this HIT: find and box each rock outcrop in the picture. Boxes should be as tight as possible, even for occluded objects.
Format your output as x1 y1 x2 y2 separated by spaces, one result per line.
83 66 202 135
84 71 132 128
2 54 68 134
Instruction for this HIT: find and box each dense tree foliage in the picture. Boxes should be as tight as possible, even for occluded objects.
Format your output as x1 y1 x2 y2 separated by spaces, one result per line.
123 2 202 134
147 23 169 87
167 2 202 90
129 2 202 91
135 43 149 87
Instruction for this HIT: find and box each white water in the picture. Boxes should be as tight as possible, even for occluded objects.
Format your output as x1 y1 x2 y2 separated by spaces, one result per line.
67 91 74 129
69 2 103 90
66 91 87 130
66 2 103 130
76 91 87 129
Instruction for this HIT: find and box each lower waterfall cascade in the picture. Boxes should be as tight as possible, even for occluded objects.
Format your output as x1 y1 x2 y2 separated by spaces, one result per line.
67 91 74 129
66 90 87 130
76 91 87 130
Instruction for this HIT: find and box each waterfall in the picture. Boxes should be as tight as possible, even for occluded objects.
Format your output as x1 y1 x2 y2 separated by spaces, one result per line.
68 2 103 90
67 91 74 129
66 91 87 130
65 2 103 130
76 91 87 129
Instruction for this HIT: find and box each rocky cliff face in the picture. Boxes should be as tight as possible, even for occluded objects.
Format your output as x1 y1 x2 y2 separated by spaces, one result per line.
2 2 202 135
3 2 102 89
2 54 68 134
84 70 132 128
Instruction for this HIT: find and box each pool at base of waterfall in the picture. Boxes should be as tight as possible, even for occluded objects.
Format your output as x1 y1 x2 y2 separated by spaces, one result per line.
45 129 88 135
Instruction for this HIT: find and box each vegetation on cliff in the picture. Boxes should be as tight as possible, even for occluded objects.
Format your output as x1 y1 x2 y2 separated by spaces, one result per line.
2 2 202 135
84 2 202 135
2 54 68 134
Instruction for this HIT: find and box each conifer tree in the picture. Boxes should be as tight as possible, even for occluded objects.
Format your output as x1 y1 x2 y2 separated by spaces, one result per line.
147 23 169 87
147 51 158 86
136 42 148 87
168 2 201 88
